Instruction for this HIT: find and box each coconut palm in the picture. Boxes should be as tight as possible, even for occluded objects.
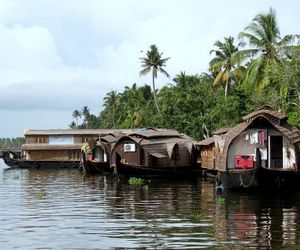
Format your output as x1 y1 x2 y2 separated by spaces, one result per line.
239 8 296 90
103 91 120 128
72 110 82 128
209 36 244 98
140 44 170 113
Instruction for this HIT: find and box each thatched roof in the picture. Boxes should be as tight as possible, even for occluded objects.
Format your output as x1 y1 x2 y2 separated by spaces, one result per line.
213 127 231 135
128 129 185 139
242 106 287 124
198 137 215 146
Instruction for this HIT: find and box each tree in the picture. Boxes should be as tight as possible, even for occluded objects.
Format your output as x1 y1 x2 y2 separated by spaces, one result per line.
209 36 244 97
140 44 170 113
72 110 82 128
239 8 296 90
103 91 120 128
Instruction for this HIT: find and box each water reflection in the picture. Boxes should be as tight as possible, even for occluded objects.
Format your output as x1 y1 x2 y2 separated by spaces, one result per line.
0 160 300 249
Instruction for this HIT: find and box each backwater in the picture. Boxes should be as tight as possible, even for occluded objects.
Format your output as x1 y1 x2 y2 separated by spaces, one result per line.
1 159 300 249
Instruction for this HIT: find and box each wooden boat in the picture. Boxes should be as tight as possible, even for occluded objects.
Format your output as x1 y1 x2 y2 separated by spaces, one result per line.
3 129 134 169
2 149 79 168
80 134 118 174
110 129 202 177
199 106 300 189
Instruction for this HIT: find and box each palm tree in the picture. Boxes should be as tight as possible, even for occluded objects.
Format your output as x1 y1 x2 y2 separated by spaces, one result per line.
72 110 82 128
239 8 296 90
209 36 244 98
103 91 119 128
140 44 170 113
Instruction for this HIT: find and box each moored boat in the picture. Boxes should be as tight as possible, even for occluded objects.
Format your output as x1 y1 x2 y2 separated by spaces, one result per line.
199 106 300 189
110 129 202 177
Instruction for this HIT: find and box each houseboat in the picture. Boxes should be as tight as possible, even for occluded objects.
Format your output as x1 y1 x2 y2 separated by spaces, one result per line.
3 129 127 168
80 133 121 173
110 128 201 176
199 106 300 189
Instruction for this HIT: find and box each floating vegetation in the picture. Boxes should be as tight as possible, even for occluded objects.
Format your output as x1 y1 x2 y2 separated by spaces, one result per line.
128 177 145 185
13 175 20 180
216 196 225 205
36 193 46 200
192 211 203 223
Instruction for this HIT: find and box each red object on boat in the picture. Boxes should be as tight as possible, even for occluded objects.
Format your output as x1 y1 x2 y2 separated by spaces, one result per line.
235 155 254 169
87 153 93 161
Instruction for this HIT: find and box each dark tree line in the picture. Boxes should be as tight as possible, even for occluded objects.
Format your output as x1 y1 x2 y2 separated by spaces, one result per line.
70 8 300 140
0 137 25 149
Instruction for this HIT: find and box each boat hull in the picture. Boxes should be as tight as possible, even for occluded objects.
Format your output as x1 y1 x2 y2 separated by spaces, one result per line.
217 168 258 189
114 163 202 177
258 167 300 189
3 158 79 169
81 160 111 174
216 167 300 190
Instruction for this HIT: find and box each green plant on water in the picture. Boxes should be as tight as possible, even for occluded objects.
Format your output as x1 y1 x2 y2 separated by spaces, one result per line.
13 175 20 180
128 177 145 185
36 193 45 200
216 196 225 205
143 185 149 191
192 211 203 223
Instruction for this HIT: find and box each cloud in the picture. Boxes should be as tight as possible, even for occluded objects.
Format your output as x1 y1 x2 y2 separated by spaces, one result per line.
0 0 300 137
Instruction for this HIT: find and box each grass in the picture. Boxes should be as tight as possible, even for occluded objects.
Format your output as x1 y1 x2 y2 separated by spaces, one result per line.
128 177 145 185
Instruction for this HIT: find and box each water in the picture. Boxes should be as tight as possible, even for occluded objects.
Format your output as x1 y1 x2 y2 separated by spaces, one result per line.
1 159 300 249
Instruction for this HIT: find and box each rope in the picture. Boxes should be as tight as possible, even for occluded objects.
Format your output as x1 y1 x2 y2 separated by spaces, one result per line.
239 167 256 188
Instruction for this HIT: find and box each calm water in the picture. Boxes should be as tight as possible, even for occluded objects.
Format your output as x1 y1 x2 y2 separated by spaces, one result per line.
1 160 300 249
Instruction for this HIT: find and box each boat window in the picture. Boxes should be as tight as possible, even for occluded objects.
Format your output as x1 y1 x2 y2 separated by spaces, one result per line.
69 150 80 160
82 137 90 143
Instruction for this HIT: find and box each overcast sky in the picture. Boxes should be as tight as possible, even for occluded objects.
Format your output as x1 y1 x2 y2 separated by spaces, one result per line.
0 0 299 137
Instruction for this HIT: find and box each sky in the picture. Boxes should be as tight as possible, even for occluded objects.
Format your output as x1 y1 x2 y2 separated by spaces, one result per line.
0 0 299 137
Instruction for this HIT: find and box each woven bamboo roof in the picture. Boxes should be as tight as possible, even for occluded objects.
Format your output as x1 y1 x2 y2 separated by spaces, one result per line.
198 137 215 146
242 106 287 123
213 127 231 135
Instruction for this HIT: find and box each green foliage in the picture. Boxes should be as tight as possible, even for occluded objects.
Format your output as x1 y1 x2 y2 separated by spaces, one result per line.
36 193 46 200
128 177 145 185
216 196 225 205
140 44 170 113
0 137 24 149
69 8 300 136
191 211 204 223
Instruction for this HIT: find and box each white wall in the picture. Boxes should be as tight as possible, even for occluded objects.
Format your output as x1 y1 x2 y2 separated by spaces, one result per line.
227 131 263 169
49 135 74 145
227 129 296 169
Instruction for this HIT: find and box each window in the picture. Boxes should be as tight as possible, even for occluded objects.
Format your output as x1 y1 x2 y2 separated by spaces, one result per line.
69 150 80 160
82 137 90 143
35 137 46 144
